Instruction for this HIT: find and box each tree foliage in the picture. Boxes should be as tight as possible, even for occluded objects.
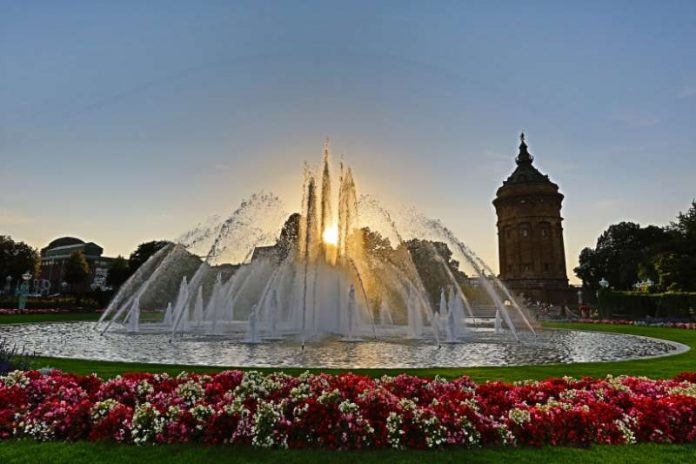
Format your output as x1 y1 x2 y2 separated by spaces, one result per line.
106 255 130 288
575 201 696 292
0 236 39 286
405 238 468 308
128 240 170 273
64 250 90 288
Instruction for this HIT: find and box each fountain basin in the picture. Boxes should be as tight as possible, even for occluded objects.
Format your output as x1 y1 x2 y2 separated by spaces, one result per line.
2 321 687 369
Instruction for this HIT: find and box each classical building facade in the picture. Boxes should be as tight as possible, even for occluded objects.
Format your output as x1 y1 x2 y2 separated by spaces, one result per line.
493 134 571 304
39 237 115 293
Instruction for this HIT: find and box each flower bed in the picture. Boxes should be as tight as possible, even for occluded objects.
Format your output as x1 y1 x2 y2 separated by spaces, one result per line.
1 370 695 449
574 318 696 330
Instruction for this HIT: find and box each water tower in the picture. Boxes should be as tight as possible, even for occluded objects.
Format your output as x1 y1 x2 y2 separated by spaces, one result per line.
493 134 570 304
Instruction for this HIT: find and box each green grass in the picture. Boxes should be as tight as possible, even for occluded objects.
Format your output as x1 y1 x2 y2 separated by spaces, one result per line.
0 441 694 464
1 313 693 381
0 312 102 324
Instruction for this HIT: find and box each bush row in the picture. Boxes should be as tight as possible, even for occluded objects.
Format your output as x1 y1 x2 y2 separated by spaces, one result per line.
0 293 109 311
598 290 696 320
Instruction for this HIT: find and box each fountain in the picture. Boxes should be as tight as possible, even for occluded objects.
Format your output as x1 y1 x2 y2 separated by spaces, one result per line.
97 140 537 346
1 140 685 369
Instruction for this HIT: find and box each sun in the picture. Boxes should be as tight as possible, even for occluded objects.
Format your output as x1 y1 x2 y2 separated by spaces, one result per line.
322 224 339 246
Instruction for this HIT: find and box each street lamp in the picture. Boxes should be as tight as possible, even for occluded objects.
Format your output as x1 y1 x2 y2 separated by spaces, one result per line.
3 276 11 296
599 278 609 289
18 271 32 311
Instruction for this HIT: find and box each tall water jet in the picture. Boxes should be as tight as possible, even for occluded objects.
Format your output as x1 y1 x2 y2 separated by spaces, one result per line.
445 287 458 343
245 304 259 343
127 296 140 334
267 288 280 339
344 284 357 340
170 276 190 338
379 300 393 325
163 302 173 325
407 283 423 338
192 286 204 328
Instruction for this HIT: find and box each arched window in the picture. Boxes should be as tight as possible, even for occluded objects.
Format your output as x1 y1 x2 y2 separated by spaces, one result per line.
519 223 530 238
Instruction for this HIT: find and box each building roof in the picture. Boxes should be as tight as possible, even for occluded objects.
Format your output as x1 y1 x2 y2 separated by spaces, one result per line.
41 236 104 259
501 133 556 187
46 236 85 249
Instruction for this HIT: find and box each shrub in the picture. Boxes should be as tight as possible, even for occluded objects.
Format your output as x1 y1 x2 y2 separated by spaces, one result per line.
598 290 696 320
0 338 35 375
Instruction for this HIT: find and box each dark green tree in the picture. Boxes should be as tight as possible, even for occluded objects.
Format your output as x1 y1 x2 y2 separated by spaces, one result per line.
576 202 696 292
106 255 130 289
361 228 393 260
128 240 170 273
669 200 696 242
64 250 90 290
574 222 670 291
405 239 468 308
276 213 301 261
0 236 39 286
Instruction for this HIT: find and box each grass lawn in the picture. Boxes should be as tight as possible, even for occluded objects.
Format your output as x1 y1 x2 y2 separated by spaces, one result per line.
1 313 695 463
0 440 693 464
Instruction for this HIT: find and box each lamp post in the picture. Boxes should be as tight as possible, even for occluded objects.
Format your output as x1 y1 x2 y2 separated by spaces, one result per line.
18 271 32 311
597 278 609 319
3 276 11 296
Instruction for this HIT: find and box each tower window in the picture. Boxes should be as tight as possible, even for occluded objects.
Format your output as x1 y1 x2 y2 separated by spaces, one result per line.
544 263 550 271
523 264 531 272
522 229 528 237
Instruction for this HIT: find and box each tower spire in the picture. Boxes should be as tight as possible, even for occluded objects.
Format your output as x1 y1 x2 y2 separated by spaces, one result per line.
516 132 533 165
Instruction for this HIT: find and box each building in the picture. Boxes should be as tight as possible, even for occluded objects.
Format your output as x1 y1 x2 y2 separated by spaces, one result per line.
493 134 572 305
39 237 115 293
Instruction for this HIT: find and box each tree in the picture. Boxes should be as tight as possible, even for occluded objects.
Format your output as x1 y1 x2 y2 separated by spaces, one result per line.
128 241 170 273
0 236 39 288
361 228 393 260
574 222 670 291
405 239 468 308
575 202 696 292
669 200 696 243
276 213 301 261
64 250 90 290
106 255 130 289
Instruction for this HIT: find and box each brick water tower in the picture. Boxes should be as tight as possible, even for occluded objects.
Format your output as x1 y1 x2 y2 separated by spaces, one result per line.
493 134 570 304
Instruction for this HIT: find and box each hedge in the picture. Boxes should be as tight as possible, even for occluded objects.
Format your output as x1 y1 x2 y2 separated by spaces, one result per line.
0 294 106 311
598 290 696 320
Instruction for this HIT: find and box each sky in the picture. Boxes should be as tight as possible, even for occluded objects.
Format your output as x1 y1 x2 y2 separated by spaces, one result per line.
1 0 695 284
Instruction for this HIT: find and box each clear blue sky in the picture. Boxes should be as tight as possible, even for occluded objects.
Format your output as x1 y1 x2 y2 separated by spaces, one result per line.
2 1 695 283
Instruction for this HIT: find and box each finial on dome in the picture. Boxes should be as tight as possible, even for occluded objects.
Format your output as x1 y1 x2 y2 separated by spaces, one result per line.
516 132 533 165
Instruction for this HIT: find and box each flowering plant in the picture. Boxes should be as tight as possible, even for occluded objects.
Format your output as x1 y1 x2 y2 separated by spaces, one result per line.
1 369 694 448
